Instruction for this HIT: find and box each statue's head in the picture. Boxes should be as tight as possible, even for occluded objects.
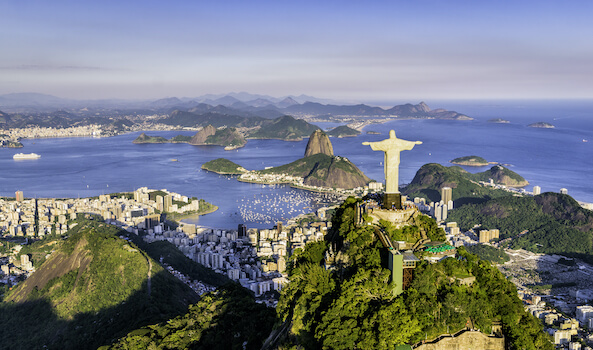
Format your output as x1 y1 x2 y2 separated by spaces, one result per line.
389 130 396 138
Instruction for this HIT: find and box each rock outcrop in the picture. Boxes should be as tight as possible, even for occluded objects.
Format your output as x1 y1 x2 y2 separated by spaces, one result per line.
259 130 370 189
484 165 529 187
304 130 333 157
189 125 217 145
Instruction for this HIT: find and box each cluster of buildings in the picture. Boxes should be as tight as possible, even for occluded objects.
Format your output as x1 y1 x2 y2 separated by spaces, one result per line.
140 213 332 302
5 125 104 139
523 294 593 349
0 188 200 238
0 244 34 287
238 172 371 196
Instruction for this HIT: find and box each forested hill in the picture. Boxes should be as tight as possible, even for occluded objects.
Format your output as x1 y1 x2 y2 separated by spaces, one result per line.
402 163 524 205
447 192 593 257
274 198 552 349
0 217 198 350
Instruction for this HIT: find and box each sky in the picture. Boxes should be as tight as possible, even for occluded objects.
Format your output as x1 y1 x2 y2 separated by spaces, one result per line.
2 0 593 102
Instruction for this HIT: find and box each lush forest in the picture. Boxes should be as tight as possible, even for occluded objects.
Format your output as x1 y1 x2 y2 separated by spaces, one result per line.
465 244 510 264
447 192 593 257
106 283 275 350
274 197 552 349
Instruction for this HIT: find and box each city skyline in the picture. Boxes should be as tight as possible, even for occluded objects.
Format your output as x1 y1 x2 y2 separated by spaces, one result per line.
2 1 593 101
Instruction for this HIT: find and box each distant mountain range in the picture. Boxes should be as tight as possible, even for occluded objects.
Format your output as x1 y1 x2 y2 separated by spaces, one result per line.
0 92 471 121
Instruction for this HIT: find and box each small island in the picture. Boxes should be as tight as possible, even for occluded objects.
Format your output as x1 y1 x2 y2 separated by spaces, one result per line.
132 133 169 144
487 118 510 123
366 131 381 135
132 126 246 149
326 125 361 138
528 122 555 129
450 155 489 166
201 158 246 175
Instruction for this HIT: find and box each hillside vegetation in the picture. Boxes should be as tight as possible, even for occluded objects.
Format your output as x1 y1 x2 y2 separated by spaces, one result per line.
275 198 552 349
327 125 360 137
259 153 370 189
107 283 275 350
0 217 197 349
447 192 593 257
450 155 488 166
402 163 525 205
247 115 320 140
201 158 246 175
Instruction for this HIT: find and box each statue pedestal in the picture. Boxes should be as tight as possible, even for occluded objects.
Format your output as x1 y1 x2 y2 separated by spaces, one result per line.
383 193 402 210
369 207 416 228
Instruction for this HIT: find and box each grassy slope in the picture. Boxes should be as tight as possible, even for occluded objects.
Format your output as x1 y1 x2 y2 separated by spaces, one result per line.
0 219 198 350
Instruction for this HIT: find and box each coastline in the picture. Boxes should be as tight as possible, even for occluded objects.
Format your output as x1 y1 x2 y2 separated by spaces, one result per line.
171 205 219 224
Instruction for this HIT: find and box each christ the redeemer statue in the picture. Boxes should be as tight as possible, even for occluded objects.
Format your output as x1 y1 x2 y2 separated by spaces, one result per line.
363 130 422 194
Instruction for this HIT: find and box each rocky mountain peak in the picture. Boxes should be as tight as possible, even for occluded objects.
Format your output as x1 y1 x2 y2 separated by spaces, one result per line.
304 130 334 157
189 125 216 145
417 101 431 112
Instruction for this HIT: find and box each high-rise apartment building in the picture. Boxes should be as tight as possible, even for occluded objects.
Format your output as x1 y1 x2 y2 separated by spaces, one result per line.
441 187 452 204
15 190 24 202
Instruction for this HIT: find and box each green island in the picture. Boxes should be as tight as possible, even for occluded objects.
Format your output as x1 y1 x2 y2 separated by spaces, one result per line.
450 155 489 166
271 198 552 349
132 133 169 144
327 125 361 137
201 158 246 175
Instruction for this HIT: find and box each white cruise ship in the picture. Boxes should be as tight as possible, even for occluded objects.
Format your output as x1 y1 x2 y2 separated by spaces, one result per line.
13 153 41 160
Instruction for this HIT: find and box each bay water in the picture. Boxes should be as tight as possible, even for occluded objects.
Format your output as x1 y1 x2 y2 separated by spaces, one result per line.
1 100 591 229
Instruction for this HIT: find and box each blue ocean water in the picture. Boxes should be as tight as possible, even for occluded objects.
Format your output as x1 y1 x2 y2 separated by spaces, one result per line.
1 100 591 229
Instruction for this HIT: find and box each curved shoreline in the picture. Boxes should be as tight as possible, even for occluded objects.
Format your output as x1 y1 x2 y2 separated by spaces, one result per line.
170 205 219 224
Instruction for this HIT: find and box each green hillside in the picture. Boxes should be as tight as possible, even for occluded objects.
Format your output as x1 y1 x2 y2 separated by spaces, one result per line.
468 165 529 187
205 127 246 147
107 283 275 350
402 163 522 205
170 134 192 143
275 198 552 349
327 125 360 137
447 192 593 257
258 152 370 189
247 115 320 140
201 158 246 175
0 218 198 350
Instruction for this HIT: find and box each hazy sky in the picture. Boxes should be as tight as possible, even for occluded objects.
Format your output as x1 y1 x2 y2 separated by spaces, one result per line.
2 0 593 101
